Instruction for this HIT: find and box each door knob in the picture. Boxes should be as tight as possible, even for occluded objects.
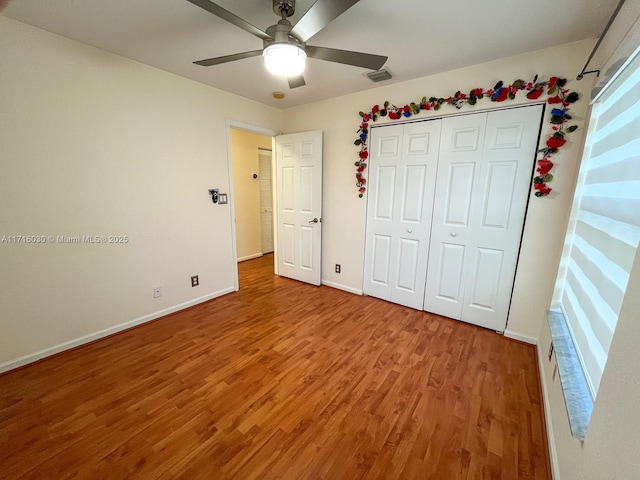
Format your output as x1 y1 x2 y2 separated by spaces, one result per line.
450 232 457 237
407 229 413 233
309 218 319 224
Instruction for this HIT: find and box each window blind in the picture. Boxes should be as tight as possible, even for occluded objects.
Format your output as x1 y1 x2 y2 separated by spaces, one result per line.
553 46 640 397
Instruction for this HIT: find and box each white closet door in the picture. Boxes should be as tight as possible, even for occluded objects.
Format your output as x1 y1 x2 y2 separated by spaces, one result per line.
363 120 441 309
424 105 543 331
423 112 488 320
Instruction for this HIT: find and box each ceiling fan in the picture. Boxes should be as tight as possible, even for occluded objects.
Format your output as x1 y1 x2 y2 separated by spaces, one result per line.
186 0 388 89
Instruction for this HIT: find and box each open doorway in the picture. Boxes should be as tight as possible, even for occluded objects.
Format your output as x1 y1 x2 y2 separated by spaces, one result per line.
228 126 275 288
226 122 323 291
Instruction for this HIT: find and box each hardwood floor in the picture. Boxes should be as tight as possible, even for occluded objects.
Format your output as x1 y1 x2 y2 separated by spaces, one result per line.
0 254 551 479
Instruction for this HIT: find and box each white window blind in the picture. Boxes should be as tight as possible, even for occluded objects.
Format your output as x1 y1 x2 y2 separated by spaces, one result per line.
553 47 640 397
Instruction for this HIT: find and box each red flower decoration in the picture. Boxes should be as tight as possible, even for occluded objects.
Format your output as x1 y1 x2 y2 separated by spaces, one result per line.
546 136 566 149
537 159 554 175
534 184 552 195
354 76 578 198
526 88 544 99
495 88 509 102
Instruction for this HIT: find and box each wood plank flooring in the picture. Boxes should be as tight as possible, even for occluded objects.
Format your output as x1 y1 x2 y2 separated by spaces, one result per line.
0 254 551 479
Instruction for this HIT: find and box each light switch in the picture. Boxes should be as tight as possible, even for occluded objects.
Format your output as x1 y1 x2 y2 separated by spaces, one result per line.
218 193 228 204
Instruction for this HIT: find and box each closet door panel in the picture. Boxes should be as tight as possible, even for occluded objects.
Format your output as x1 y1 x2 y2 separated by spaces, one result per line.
424 112 487 320
461 105 543 330
443 162 475 226
370 234 392 286
431 242 466 310
363 125 403 301
364 121 441 309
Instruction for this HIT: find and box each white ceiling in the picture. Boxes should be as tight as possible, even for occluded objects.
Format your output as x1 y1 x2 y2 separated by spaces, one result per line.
3 0 617 109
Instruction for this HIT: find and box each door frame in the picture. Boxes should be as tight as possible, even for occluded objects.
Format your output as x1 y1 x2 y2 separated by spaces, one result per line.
225 120 280 291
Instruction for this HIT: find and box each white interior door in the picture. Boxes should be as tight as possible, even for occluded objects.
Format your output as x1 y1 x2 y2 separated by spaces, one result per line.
275 130 322 285
259 149 274 254
424 105 543 331
363 121 441 309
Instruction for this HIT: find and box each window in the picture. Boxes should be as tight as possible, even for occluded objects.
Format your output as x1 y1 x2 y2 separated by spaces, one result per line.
552 44 640 405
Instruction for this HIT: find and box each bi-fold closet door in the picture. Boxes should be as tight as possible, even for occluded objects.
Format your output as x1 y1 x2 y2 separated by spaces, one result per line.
363 105 544 331
362 121 442 310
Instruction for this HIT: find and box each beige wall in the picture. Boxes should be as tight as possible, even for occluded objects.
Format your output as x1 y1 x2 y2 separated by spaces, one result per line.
0 17 282 368
537 3 640 479
283 39 595 342
230 129 272 261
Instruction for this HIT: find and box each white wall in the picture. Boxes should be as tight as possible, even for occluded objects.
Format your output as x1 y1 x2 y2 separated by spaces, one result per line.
0 17 282 369
283 39 595 342
537 2 640 479
230 129 272 261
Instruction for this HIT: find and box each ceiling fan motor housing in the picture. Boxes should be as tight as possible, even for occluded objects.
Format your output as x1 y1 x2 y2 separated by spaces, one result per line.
264 20 303 49
273 0 295 17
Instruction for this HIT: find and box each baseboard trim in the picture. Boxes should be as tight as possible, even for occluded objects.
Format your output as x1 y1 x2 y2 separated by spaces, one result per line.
504 329 538 345
0 287 234 374
321 280 363 296
238 253 263 262
537 339 561 479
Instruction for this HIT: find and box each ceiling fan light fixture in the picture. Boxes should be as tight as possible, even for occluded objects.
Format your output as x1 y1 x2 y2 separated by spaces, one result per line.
263 43 306 77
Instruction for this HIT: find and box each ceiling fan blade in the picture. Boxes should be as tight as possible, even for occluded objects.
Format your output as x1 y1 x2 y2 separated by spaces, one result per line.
194 50 263 67
290 0 360 43
306 46 387 70
185 0 271 40
288 75 306 89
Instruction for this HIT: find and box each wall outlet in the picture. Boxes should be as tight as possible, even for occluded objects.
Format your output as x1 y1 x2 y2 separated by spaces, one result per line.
548 341 554 361
153 286 162 298
335 264 341 274
191 275 199 287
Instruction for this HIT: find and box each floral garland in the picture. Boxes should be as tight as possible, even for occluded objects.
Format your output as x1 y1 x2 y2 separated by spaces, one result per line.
354 76 580 197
